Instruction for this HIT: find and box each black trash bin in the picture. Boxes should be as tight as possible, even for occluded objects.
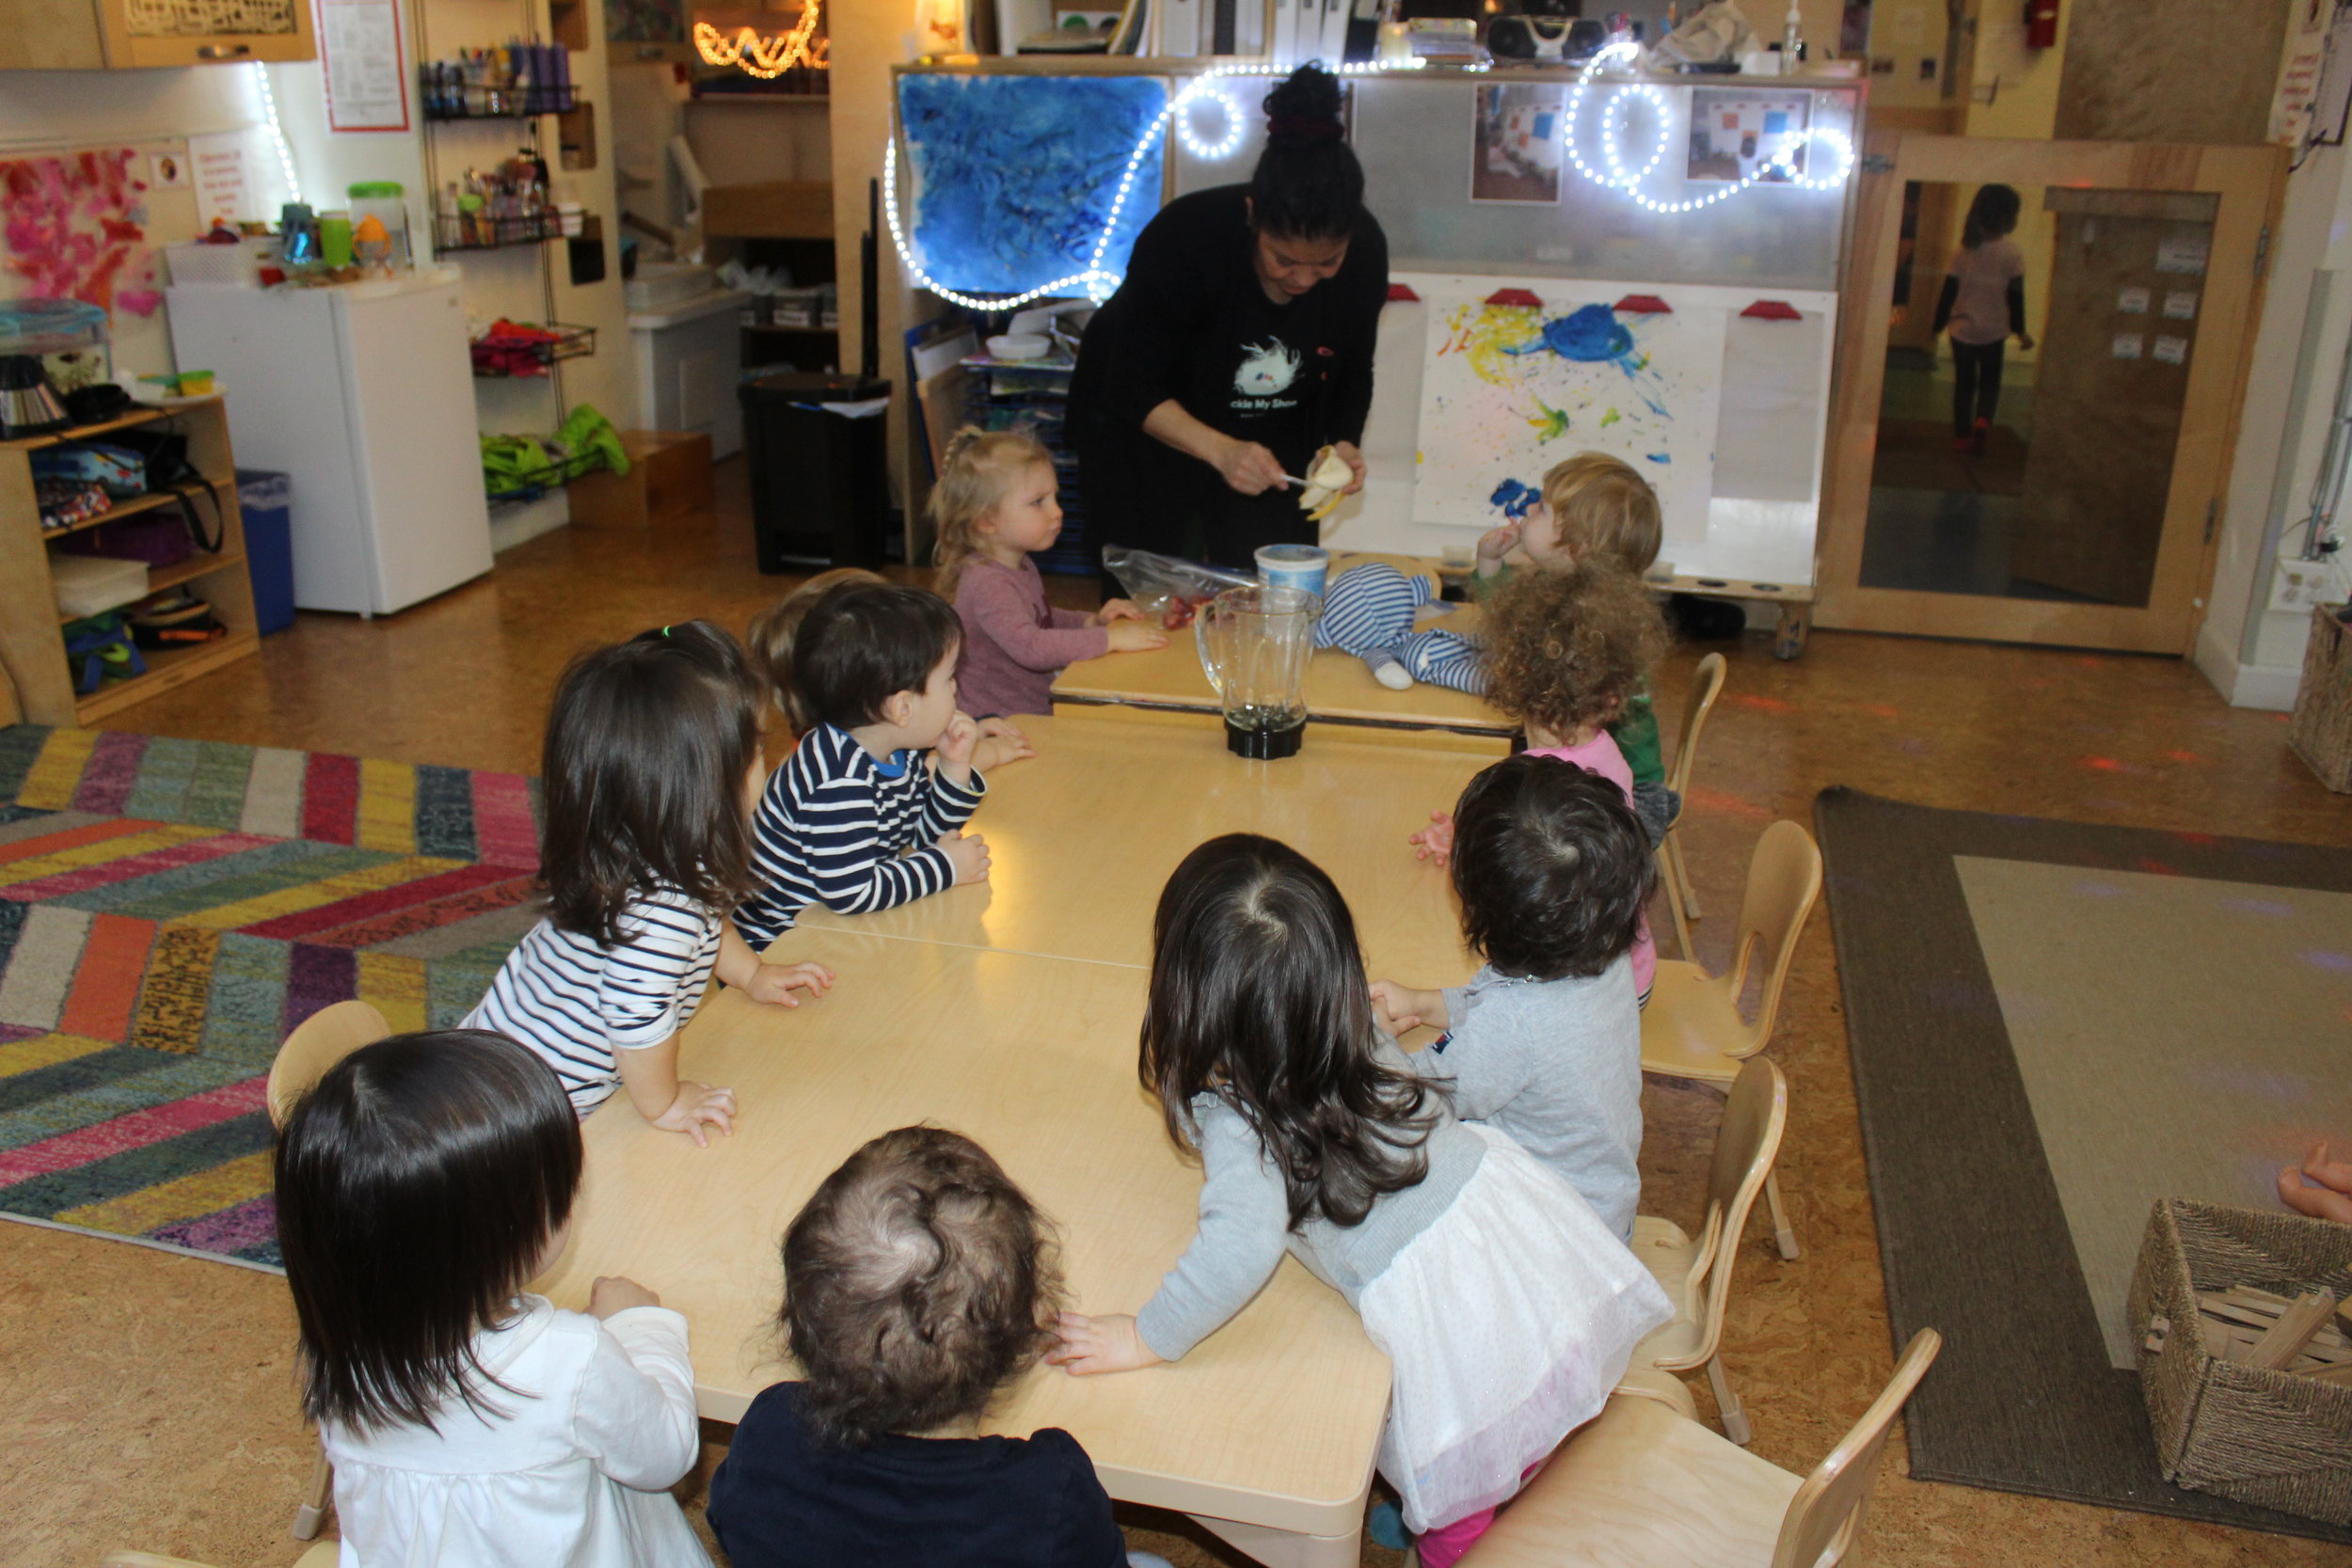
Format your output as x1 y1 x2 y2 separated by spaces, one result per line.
739 372 893 572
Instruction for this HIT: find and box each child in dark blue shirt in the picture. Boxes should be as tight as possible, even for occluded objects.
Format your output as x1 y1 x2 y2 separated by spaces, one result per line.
708 1127 1169 1568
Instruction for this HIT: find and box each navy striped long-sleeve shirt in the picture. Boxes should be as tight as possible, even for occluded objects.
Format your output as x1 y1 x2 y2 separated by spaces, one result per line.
734 722 986 949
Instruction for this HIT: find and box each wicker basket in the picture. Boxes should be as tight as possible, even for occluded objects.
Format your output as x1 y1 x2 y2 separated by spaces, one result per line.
2128 1199 2352 1524
2288 603 2352 793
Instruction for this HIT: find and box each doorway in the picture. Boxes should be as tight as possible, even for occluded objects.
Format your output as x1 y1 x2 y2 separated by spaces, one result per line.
1817 135 2282 652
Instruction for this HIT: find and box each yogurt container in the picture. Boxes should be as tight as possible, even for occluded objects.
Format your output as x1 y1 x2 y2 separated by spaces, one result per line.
1255 544 1330 597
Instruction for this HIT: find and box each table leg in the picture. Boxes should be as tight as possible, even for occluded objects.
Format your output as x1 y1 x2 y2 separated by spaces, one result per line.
1188 1512 1364 1568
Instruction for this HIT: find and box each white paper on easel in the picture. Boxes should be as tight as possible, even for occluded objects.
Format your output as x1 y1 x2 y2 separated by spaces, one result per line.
318 0 411 132
1409 275 1726 549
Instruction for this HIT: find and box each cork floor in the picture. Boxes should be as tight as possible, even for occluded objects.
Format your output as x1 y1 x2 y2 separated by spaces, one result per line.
7 462 2351 1568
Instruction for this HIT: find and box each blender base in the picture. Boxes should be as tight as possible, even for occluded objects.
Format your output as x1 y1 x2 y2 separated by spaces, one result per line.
1226 718 1306 759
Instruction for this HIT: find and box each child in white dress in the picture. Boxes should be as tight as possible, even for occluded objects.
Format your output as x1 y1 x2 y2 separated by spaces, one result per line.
274 1028 707 1567
1049 834 1669 1568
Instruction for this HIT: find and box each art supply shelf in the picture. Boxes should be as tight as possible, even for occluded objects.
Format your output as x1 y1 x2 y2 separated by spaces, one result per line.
471 322 597 377
41 484 188 538
422 85 580 119
434 211 580 251
0 394 261 726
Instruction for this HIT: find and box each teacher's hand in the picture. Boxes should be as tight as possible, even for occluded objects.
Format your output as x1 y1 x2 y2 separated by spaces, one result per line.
1333 441 1367 496
1216 437 1288 497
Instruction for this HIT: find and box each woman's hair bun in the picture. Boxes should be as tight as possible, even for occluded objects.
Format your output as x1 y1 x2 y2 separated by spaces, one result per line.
1263 63 1343 141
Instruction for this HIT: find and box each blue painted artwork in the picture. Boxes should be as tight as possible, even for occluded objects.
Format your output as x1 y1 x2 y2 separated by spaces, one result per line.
898 74 1170 298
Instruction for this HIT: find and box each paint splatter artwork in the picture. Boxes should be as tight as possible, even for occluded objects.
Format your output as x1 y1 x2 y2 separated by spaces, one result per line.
1 150 161 317
1411 277 1724 543
897 74 1168 299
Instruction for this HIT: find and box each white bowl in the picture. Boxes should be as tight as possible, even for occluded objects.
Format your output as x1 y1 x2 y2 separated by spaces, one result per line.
987 333 1051 360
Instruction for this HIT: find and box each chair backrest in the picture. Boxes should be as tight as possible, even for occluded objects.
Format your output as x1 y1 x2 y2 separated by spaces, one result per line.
1673 1057 1788 1367
265 1000 393 1128
1772 1328 1943 1568
1663 652 1728 798
1721 819 1824 1052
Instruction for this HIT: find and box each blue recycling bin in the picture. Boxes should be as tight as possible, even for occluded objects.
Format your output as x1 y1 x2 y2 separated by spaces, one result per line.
235 469 295 635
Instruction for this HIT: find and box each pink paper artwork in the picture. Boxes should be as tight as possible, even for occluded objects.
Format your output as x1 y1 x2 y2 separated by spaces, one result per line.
2 150 163 317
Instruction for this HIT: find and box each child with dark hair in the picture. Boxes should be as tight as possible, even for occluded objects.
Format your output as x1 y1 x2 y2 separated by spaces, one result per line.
1934 182 2034 456
708 1127 1170 1568
465 621 832 1140
1412 566 1670 1005
1049 835 1669 1568
277 1030 707 1567
735 580 993 948
1371 755 1653 1241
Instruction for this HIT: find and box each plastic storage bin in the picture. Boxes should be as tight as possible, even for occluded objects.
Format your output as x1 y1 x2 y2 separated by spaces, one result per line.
236 468 296 635
739 372 894 572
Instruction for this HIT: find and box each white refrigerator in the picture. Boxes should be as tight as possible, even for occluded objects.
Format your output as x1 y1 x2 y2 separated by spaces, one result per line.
167 269 492 616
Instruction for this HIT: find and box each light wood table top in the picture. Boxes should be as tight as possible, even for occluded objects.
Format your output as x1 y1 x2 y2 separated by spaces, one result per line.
534 927 1391 1540
794 706 1504 976
1055 555 1509 736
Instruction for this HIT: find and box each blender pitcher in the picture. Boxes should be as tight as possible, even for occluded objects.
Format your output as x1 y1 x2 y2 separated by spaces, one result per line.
1194 584 1318 758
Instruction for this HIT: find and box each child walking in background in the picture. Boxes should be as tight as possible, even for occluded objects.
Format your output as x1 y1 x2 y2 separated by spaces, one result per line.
750 566 1034 771
466 622 833 1142
1372 755 1654 1241
708 1126 1172 1568
1049 835 1670 1567
735 580 993 949
1410 566 1670 1004
278 1030 707 1567
932 428 1168 719
1934 182 2034 456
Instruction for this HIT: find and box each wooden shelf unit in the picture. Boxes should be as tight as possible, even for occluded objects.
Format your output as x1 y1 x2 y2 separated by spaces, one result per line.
0 395 261 726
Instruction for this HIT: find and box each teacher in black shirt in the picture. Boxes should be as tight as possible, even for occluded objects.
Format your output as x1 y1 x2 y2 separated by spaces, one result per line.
1068 64 1389 572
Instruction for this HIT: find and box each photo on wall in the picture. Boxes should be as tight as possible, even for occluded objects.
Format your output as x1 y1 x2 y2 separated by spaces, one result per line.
1470 83 1566 204
1686 87 1811 182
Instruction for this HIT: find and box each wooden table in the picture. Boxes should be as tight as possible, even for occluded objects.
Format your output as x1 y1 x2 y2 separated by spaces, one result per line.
1054 554 1512 736
539 709 1507 1566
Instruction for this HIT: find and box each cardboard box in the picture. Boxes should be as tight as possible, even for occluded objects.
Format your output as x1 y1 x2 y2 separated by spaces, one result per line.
567 431 715 529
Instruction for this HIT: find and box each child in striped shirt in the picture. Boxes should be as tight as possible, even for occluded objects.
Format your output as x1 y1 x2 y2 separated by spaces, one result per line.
465 622 834 1141
734 581 992 949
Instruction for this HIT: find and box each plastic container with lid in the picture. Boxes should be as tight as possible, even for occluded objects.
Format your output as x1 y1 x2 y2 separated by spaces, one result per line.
347 182 411 268
0 297 108 357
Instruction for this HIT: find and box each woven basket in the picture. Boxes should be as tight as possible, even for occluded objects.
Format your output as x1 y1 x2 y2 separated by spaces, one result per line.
2128 1199 2352 1524
2288 604 2352 794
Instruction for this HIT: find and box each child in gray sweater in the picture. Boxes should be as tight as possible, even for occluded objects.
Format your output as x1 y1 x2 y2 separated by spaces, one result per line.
1372 753 1653 1241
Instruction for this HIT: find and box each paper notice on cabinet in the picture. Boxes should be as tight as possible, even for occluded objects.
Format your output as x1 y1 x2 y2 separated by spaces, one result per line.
2153 335 2189 365
186 135 252 225
2112 333 2145 360
319 0 411 133
2164 291 2199 320
2117 286 2151 313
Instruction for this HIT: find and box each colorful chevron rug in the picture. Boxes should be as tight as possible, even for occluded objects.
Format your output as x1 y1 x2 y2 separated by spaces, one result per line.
0 727 542 1270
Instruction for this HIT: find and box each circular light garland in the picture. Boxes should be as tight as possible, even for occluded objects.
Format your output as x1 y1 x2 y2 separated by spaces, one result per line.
882 50 1851 310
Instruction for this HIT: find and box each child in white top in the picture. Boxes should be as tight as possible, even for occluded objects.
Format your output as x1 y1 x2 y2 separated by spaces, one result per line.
275 1029 707 1568
1933 182 2034 455
1049 834 1669 1568
465 621 832 1141
930 428 1167 721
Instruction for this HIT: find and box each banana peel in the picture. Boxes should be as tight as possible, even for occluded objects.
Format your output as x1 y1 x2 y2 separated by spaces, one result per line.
1295 445 1353 522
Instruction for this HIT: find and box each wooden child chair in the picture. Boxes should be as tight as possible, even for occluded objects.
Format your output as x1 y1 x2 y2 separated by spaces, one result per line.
1639 818 1821 1260
1659 653 1727 958
265 999 393 1542
1613 1057 1787 1444
1456 1328 1943 1568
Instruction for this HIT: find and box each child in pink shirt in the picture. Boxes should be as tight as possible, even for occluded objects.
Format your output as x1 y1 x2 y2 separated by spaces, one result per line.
1410 564 1668 1002
930 429 1167 719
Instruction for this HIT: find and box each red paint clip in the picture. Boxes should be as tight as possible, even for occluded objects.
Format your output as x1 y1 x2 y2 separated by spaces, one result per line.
1386 282 1422 301
1613 293 1672 314
1740 299 1804 320
1484 287 1544 308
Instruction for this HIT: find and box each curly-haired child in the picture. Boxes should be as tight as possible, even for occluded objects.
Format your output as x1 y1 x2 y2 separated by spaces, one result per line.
1410 564 1669 1004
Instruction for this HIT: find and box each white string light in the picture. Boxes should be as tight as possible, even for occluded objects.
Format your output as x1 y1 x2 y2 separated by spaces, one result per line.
1565 40 1855 213
250 62 303 208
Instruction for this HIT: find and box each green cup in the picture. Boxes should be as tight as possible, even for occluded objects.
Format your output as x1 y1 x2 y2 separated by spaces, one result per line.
319 210 354 267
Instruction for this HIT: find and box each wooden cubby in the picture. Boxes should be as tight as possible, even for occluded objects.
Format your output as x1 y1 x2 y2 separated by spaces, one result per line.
0 396 261 726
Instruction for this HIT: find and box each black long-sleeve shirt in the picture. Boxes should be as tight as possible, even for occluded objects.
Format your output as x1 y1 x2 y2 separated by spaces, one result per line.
1932 273 2026 339
1067 183 1389 472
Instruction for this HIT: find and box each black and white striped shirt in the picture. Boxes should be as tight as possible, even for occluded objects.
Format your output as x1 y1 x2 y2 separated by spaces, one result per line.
462 890 722 1116
734 722 986 949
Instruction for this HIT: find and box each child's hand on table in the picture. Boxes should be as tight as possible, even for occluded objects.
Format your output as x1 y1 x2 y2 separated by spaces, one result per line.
2280 1141 2352 1225
1105 620 1170 653
938 828 992 885
590 1276 660 1318
1092 597 1146 626
651 1082 737 1148
1369 980 1446 1037
743 961 834 1007
973 717 1034 772
1409 811 1454 863
1046 1312 1164 1376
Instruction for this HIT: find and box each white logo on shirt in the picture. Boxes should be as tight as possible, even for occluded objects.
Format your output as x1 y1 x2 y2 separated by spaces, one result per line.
1233 339 1301 397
